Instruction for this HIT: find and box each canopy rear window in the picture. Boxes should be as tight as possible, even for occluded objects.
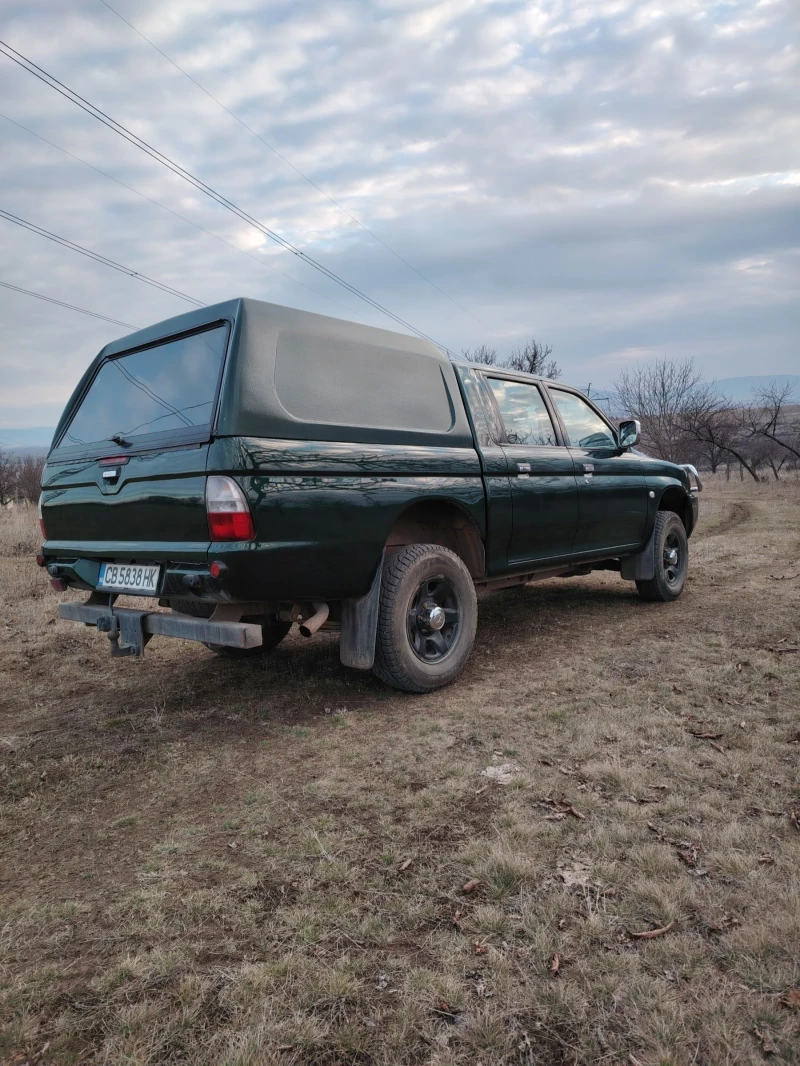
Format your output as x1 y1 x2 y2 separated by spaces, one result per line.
56 324 228 454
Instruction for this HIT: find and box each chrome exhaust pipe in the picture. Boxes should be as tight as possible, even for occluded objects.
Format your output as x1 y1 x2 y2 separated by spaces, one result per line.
298 601 329 638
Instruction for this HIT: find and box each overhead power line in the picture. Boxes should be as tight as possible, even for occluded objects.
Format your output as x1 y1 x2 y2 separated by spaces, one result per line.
0 208 204 307
0 279 138 329
0 112 372 324
0 39 452 353
97 0 513 346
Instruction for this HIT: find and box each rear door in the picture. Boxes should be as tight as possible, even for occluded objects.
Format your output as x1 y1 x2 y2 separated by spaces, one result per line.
42 323 230 564
547 387 647 555
484 376 579 566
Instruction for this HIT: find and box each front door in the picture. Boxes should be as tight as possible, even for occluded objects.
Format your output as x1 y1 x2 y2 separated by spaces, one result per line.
485 376 579 566
547 388 648 555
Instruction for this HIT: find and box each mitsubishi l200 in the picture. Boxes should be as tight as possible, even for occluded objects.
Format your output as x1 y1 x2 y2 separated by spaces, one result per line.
40 298 701 692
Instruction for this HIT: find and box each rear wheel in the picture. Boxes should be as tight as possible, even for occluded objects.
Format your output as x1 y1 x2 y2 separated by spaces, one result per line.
372 544 477 693
169 600 291 659
636 511 689 602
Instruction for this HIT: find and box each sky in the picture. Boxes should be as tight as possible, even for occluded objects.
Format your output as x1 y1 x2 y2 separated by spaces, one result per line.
1 0 798 439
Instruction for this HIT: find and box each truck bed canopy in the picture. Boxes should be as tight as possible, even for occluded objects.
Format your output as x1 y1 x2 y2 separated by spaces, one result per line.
52 298 473 453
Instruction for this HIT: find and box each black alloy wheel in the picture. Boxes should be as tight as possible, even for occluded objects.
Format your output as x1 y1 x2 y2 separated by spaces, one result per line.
407 576 460 663
662 531 683 587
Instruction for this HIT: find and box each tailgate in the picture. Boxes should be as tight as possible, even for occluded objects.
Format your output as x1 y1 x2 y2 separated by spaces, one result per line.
42 445 211 563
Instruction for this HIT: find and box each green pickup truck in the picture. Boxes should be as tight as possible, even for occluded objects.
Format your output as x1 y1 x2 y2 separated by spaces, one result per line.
41 298 700 692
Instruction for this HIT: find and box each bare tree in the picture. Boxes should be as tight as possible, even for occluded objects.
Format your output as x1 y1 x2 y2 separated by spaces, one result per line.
614 358 712 463
15 455 45 502
680 394 763 481
0 447 17 505
461 344 498 366
506 338 561 379
745 381 800 465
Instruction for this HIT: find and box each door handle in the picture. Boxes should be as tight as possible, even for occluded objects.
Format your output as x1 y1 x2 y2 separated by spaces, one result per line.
516 462 530 478
582 463 594 480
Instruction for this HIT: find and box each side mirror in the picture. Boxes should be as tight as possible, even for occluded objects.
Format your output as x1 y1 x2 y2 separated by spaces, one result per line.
618 419 641 450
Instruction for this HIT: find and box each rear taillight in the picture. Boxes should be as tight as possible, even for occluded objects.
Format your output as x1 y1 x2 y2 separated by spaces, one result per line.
38 492 46 539
205 476 255 542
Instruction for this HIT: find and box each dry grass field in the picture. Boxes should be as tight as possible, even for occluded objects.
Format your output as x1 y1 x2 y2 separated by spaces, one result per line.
1 479 798 1066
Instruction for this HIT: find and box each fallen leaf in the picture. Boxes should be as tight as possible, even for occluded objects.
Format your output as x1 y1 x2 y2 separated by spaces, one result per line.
474 785 489 796
710 741 726 755
462 879 482 893
688 731 724 740
779 988 800 1010
791 811 800 832
398 858 413 872
480 763 519 784
558 917 567 929
550 952 560 976
473 940 488 955
567 805 585 820
432 996 460 1019
758 854 775 865
629 919 677 940
753 1025 777 1055
558 860 592 888
545 812 567 822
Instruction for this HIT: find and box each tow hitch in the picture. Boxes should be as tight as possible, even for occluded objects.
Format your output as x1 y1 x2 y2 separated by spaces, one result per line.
57 593 264 657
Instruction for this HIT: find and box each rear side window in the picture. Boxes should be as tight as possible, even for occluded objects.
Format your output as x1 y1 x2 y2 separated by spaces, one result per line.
487 378 557 446
550 389 616 449
57 325 228 452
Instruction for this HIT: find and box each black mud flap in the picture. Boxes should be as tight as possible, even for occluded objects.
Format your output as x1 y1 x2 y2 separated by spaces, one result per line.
620 526 656 581
340 554 383 670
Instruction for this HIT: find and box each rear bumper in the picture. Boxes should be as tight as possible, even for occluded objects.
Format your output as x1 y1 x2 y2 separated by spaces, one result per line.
57 600 263 657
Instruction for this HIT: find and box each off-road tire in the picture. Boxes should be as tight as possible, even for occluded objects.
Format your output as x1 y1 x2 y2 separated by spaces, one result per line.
170 600 291 659
372 543 477 693
636 510 689 602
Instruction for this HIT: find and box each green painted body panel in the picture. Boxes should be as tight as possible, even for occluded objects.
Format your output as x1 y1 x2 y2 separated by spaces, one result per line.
42 445 210 551
567 446 647 555
207 437 485 599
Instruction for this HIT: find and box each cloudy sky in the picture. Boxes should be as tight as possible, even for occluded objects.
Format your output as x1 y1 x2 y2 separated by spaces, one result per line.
1 0 798 438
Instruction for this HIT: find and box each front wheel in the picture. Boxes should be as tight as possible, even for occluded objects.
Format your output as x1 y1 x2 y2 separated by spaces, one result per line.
636 511 689 602
372 544 477 693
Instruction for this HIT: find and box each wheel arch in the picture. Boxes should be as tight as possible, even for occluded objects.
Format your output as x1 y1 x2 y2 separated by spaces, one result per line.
657 485 694 535
385 498 486 579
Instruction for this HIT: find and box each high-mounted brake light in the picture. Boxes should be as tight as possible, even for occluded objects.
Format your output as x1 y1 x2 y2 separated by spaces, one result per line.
205 476 255 542
38 492 46 539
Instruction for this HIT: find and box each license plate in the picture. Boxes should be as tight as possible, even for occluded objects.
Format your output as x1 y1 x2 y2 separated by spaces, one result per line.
98 562 161 594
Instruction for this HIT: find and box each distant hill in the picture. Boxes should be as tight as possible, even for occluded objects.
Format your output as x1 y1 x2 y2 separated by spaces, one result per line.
712 374 800 403
595 374 799 416
0 427 55 451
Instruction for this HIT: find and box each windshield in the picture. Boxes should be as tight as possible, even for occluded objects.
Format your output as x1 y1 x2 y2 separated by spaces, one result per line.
57 324 228 452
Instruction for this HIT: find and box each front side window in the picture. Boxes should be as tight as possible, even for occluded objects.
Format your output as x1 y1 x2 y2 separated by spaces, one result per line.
487 379 557 446
58 324 228 451
550 390 617 449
